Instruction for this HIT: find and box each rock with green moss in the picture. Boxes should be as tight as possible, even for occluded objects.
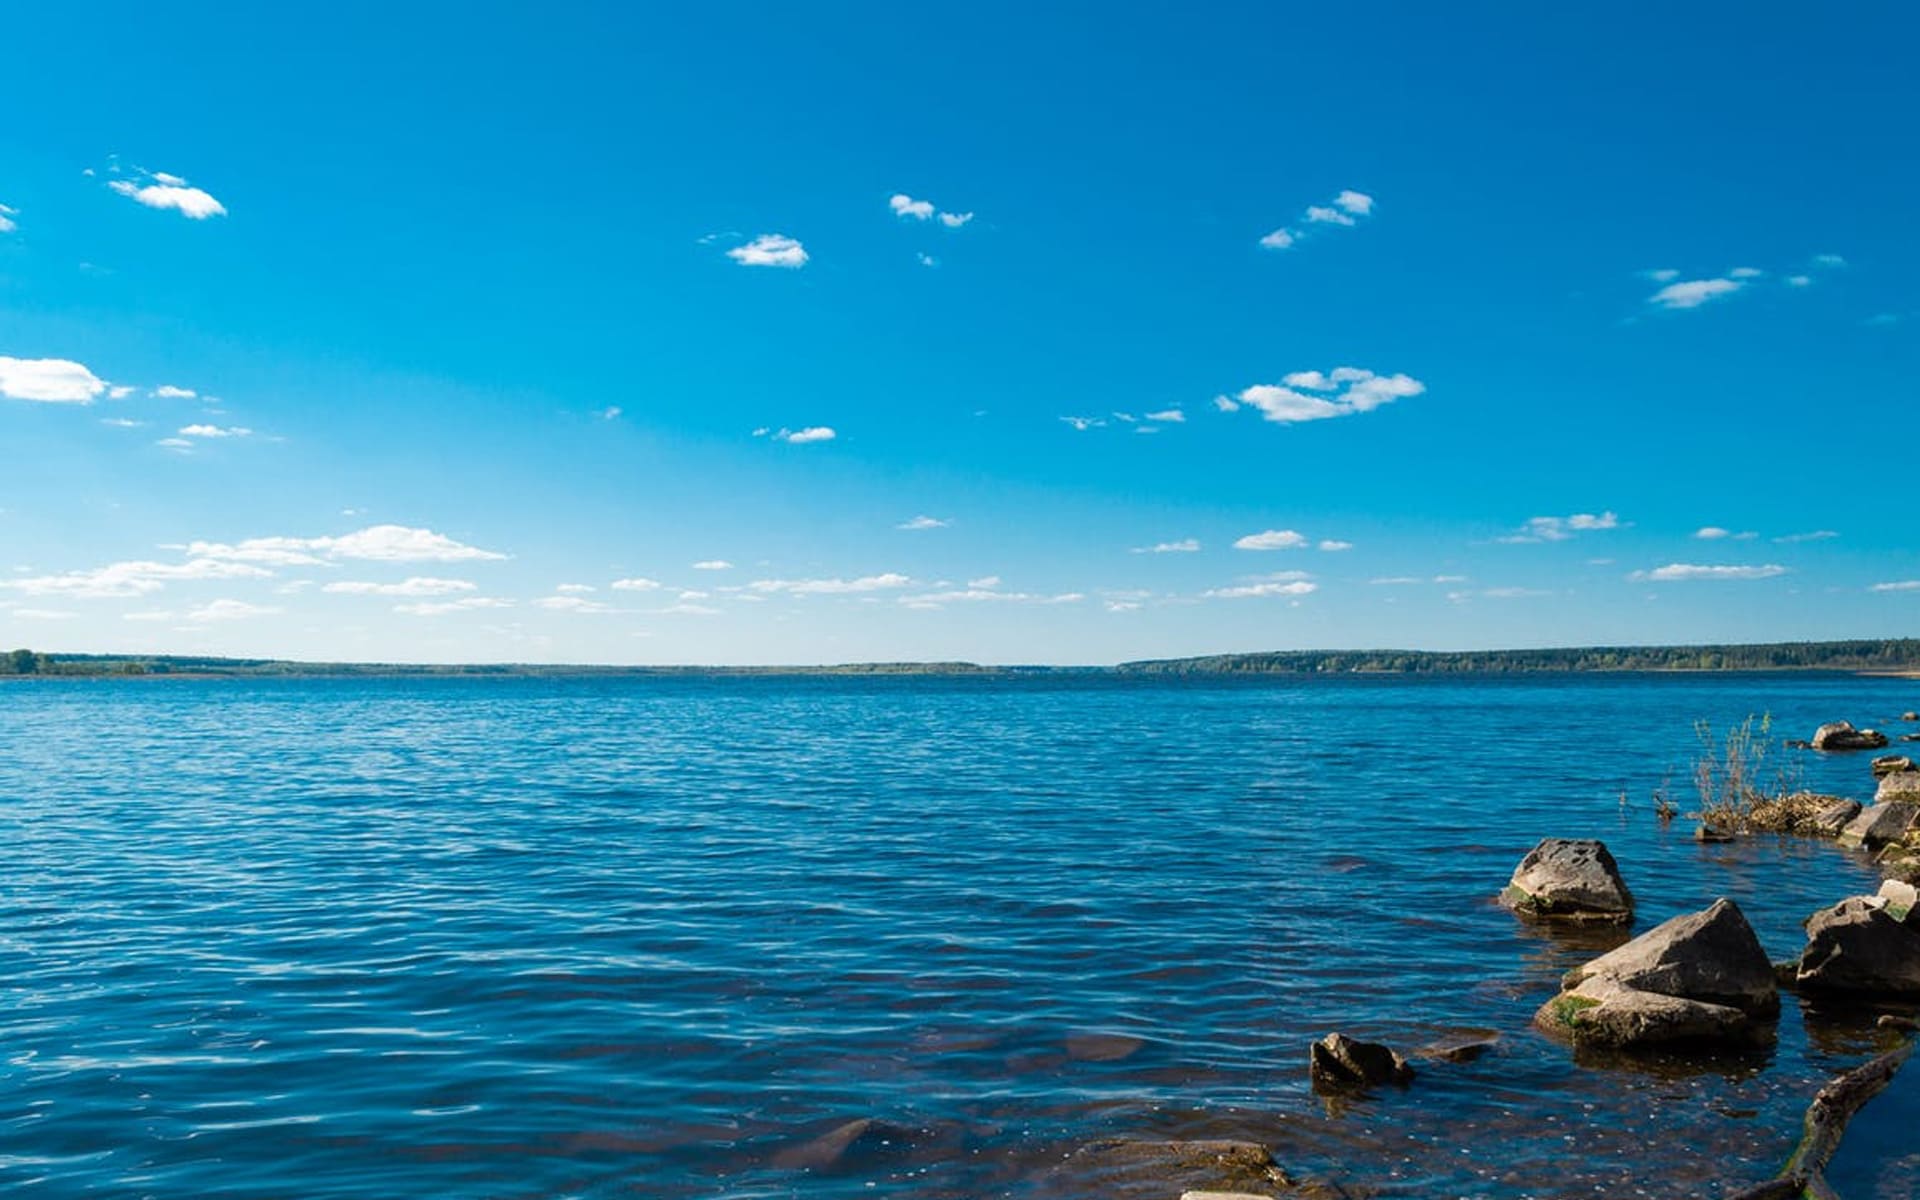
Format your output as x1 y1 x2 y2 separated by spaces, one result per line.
1796 895 1920 997
1499 838 1635 924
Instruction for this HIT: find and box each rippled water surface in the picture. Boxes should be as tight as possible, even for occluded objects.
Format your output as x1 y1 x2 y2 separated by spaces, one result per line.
3 673 1916 1198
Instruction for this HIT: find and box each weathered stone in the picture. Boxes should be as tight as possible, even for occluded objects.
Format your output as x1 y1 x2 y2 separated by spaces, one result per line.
1536 898 1778 1050
1839 801 1919 848
1877 879 1919 923
1873 754 1916 777
1308 1032 1414 1090
1796 896 1920 997
1876 772 1920 803
1061 1139 1289 1194
1812 721 1889 751
1499 837 1634 924
1808 797 1863 837
1695 824 1736 843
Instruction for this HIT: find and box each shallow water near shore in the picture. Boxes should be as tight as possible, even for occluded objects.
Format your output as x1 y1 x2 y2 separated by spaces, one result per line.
2 672 1914 1198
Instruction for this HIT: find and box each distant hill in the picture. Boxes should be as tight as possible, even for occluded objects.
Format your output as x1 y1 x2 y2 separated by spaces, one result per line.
1114 639 1920 675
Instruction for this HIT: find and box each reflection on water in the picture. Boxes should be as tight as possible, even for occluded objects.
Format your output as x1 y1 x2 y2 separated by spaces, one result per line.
0 672 1913 1197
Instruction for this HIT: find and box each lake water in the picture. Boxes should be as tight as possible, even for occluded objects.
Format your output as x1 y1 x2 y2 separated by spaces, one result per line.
2 672 1915 1198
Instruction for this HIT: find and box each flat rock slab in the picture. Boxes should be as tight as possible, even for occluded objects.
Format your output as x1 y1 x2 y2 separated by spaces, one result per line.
1500 837 1634 924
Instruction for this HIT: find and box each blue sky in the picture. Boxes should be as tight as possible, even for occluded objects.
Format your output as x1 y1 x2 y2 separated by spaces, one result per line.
2 2 1916 664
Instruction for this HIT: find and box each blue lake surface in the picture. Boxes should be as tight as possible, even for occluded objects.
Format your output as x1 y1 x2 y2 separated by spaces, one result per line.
2 672 1916 1198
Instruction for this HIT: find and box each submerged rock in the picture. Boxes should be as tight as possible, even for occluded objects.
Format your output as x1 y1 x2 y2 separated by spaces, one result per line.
1839 801 1919 849
1499 838 1635 924
1796 896 1920 997
1813 721 1889 751
1414 1028 1501 1063
1535 898 1778 1050
1308 1032 1414 1091
1059 1139 1291 1195
1873 755 1916 777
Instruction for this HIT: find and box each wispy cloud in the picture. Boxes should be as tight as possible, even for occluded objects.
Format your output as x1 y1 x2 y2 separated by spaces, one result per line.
750 573 912 595
756 425 836 444
1631 563 1789 581
2 558 271 599
727 234 808 268
107 168 227 219
1773 530 1838 544
1132 538 1200 554
610 577 662 591
1870 580 1920 593
1499 512 1621 543
691 560 732 571
1060 416 1106 431
322 578 476 597
1259 188 1373 252
186 598 278 621
1144 408 1184 423
0 356 109 404
0 202 16 234
1649 277 1744 309
534 595 616 613
890 193 975 228
900 582 1083 609
1318 539 1353 552
896 515 950 530
395 597 514 616
1216 367 1424 425
1205 575 1318 599
1234 529 1308 551
153 384 196 399
191 525 507 564
178 423 251 439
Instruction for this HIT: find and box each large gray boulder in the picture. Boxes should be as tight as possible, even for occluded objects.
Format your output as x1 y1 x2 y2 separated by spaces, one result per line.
1796 896 1920 997
1499 838 1634 924
1813 721 1889 751
1876 772 1920 803
1535 898 1778 1049
1838 801 1918 848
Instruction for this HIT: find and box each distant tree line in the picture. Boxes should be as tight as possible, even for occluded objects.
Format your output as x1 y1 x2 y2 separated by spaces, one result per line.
1115 639 1920 675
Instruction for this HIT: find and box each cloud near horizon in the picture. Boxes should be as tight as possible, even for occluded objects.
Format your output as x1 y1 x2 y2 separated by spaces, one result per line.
1631 563 1789 581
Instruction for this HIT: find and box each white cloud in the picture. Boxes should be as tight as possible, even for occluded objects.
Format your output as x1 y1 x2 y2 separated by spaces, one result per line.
1870 580 1920 593
100 417 145 428
938 211 974 228
691 560 733 571
1318 539 1353 551
187 598 279 621
1234 529 1309 551
1649 277 1743 309
727 234 808 268
1500 511 1621 543
769 425 835 444
889 194 934 220
1224 368 1424 425
1061 416 1106 431
598 406 622 420
555 583 596 594
1786 275 1812 288
1334 190 1374 216
966 575 1001 588
1205 580 1318 599
108 385 136 399
896 515 950 530
0 203 16 234
611 577 663 591
190 525 506 564
1773 530 1838 544
1263 189 1373 249
178 424 251 439
154 385 196 399
1144 408 1184 423
1812 254 1847 268
1258 228 1297 251
1694 526 1731 539
1212 395 1240 412
1132 538 1200 554
3 558 271 599
1631 563 1789 581
108 174 228 219
1727 266 1764 279
750 573 912 595
900 587 1082 608
155 437 194 451
534 595 615 613
322 577 476 597
917 252 939 268
1643 268 1680 283
1305 205 1356 226
0 356 109 403
395 597 514 616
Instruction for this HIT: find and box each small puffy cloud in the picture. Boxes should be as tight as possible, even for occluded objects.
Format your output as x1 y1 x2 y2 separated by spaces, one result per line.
1132 538 1200 554
611 577 663 591
1649 277 1743 309
776 425 835 444
889 194 935 220
534 595 615 613
691 560 733 571
1318 539 1353 551
395 597 514 616
154 385 196 399
1501 511 1621 543
322 577 476 597
1334 190 1373 216
187 598 279 621
1223 368 1424 425
555 583 596 594
1694 526 1730 539
1205 579 1318 599
1773 529 1838 544
896 515 950 530
1061 415 1106 431
1234 529 1309 551
179 424 251 439
107 170 227 219
191 525 506 564
1727 266 1764 279
1631 563 1789 581
1258 228 1297 251
750 573 912 595
1869 580 1920 592
0 356 109 403
1262 189 1373 249
727 234 808 268
1144 408 1185 423
938 211 974 228
966 576 1001 589
1305 205 1355 226
1785 275 1812 288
